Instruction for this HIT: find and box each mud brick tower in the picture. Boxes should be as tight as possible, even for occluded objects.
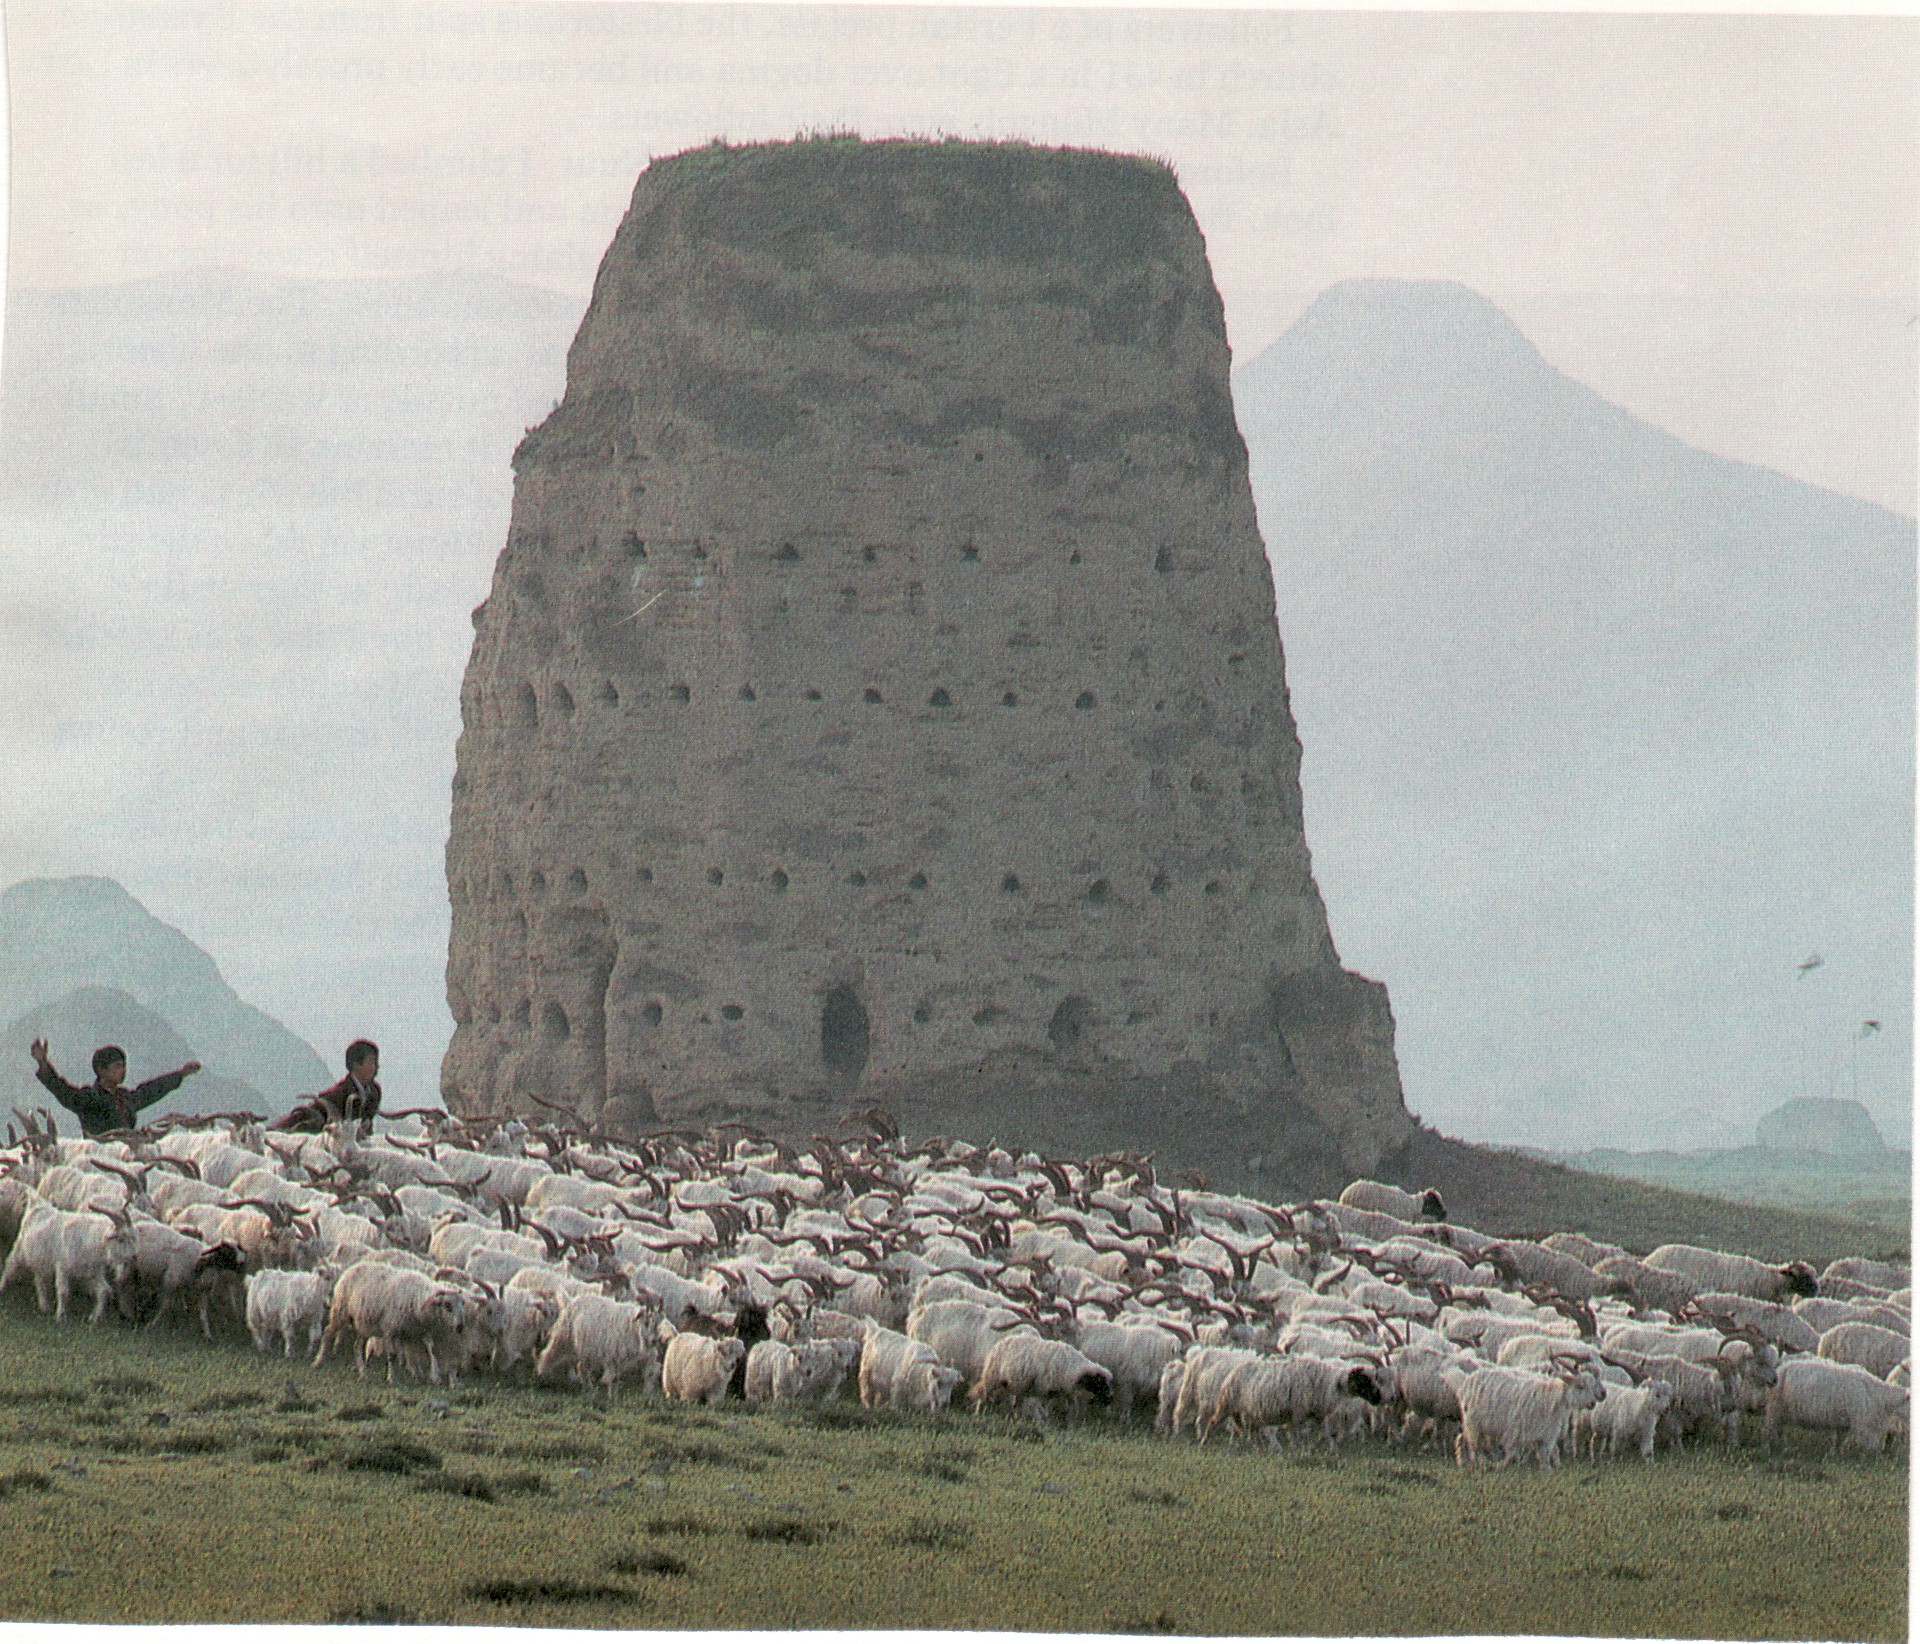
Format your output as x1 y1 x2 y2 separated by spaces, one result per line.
444 139 1412 1190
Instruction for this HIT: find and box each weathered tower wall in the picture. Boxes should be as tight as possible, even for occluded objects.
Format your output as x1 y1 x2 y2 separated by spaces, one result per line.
444 139 1412 1190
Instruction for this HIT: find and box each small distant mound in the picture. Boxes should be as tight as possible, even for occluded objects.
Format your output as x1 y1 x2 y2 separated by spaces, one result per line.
1755 1097 1887 1158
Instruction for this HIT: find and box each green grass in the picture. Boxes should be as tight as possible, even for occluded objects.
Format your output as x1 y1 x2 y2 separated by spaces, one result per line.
0 1297 1901 1636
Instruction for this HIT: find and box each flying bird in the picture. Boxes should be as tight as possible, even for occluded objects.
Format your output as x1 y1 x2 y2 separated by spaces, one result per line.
1796 954 1823 974
1860 1020 1882 1037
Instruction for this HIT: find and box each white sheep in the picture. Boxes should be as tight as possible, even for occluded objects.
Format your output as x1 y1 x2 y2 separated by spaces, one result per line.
1763 1358 1908 1454
858 1323 964 1413
1816 1320 1910 1382
1573 1379 1674 1461
1074 1318 1185 1422
1690 1292 1820 1354
536 1295 657 1393
246 1268 333 1357
906 1297 1035 1386
1338 1180 1446 1222
970 1335 1114 1418
744 1338 858 1403
1453 1361 1604 1468
0 1200 137 1323
1202 1354 1387 1449
488 1288 561 1375
313 1260 474 1384
1643 1244 1817 1304
660 1330 747 1405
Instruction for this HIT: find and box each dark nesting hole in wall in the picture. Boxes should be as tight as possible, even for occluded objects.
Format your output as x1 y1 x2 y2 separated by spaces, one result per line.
838 586 859 613
960 543 979 563
972 1005 1005 1027
1205 880 1223 896
516 682 540 731
739 684 757 701
913 1001 933 1024
1150 872 1169 896
690 542 707 560
769 869 788 892
820 986 870 1084
1087 879 1109 904
487 1003 502 1024
566 868 588 894
720 1005 744 1022
623 532 646 558
1002 692 1019 707
804 688 823 701
529 870 548 898
862 545 878 563
1001 874 1021 894
708 868 724 886
774 542 801 561
671 684 692 703
1076 692 1098 711
908 872 928 891
1227 654 1245 668
848 870 867 887
597 680 620 706
863 688 883 704
542 1003 571 1043
1154 546 1174 573
512 1000 532 1031
552 682 574 716
1068 550 1082 565
1048 996 1094 1053
928 689 951 708
637 867 653 883
642 1001 663 1027
1189 773 1208 792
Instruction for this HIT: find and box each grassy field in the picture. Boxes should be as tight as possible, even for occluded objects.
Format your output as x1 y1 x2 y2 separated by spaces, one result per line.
0 1299 1901 1636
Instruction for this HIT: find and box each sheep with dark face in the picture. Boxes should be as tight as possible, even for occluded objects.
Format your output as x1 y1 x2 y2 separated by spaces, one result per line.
1644 1244 1818 1304
970 1335 1113 1419
1338 1180 1446 1222
1200 1354 1387 1449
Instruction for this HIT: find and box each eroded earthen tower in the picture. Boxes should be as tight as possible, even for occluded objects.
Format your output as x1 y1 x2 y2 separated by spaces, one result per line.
444 139 1412 1189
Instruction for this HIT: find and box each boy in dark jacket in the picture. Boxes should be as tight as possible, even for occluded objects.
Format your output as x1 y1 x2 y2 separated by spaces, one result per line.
271 1040 381 1133
29 1039 201 1137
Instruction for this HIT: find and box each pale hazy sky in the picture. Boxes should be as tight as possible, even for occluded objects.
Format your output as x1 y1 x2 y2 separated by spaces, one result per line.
6 2 1916 513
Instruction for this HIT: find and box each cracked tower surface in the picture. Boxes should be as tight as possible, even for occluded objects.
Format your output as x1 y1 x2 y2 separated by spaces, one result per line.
444 138 1413 1190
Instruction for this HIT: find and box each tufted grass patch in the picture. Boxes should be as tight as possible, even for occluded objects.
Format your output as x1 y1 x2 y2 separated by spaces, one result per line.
0 1295 1898 1636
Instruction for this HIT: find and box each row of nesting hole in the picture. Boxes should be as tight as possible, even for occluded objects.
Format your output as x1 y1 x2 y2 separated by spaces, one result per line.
517 679 1160 719
625 532 1188 573
481 866 1229 901
493 992 1124 1045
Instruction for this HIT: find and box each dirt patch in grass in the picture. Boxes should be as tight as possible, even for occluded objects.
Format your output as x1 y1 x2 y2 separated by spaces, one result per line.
333 1403 387 1422
607 1548 688 1576
418 1471 496 1502
330 1600 421 1624
740 1515 829 1545
467 1577 639 1607
1124 1487 1186 1508
92 1375 160 1398
898 1517 973 1550
643 1516 718 1537
191 1390 266 1412
0 1469 52 1498
340 1439 443 1475
0 1386 91 1408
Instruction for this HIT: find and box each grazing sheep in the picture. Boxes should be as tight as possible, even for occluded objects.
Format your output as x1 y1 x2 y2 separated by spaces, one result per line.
859 1324 965 1413
660 1330 748 1405
313 1259 474 1384
744 1338 858 1403
1690 1292 1820 1354
1591 1256 1699 1316
1338 1180 1446 1222
1816 1321 1910 1382
907 1297 1035 1385
1763 1358 1909 1455
970 1335 1114 1418
0 1201 137 1323
535 1295 657 1393
246 1268 333 1357
1644 1244 1817 1303
1822 1257 1910 1292
123 1220 235 1337
1074 1319 1186 1423
1453 1361 1604 1468
1573 1380 1674 1461
488 1288 561 1376
1541 1232 1626 1268
1202 1354 1385 1449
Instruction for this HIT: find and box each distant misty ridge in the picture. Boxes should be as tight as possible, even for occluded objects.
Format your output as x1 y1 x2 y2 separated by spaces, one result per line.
0 270 1909 1152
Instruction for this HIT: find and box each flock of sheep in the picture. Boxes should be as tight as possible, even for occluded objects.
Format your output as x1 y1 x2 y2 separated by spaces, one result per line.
0 1103 1908 1468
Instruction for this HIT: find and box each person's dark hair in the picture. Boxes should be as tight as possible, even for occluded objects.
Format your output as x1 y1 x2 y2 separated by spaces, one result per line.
345 1039 379 1072
91 1045 127 1076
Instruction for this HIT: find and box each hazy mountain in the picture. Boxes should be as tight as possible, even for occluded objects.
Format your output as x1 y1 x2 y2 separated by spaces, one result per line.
0 275 583 1104
1 984 270 1125
1235 279 1915 1152
0 877 329 1111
